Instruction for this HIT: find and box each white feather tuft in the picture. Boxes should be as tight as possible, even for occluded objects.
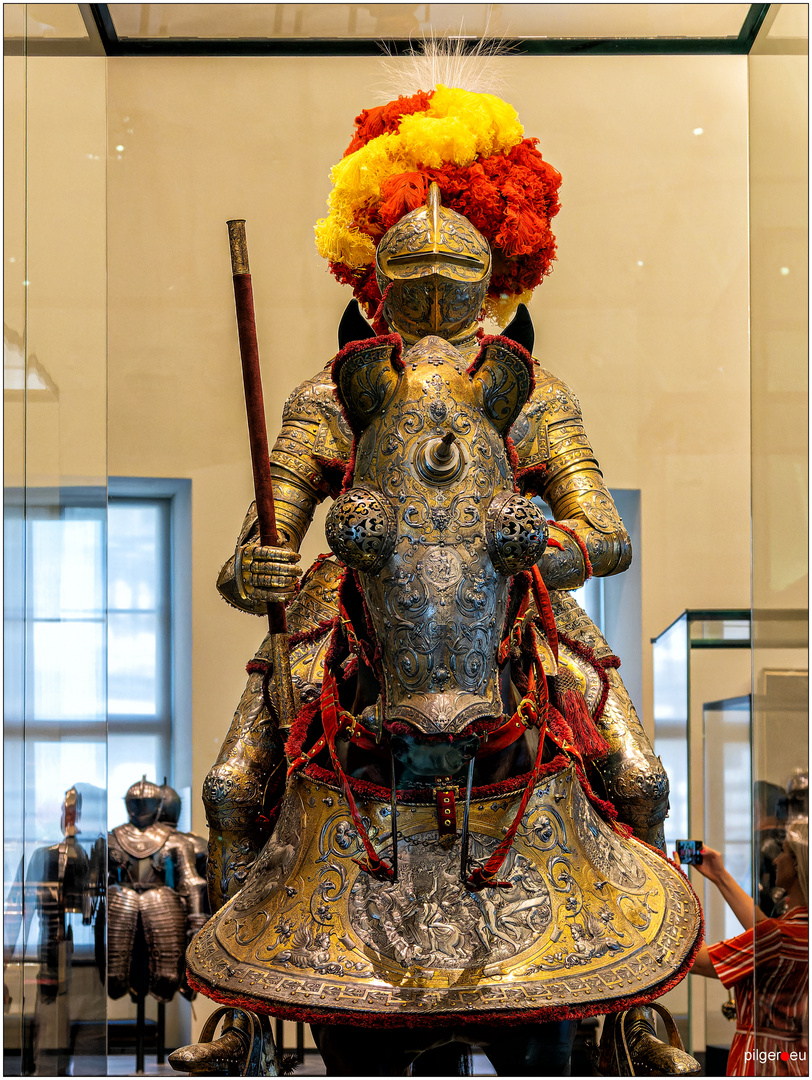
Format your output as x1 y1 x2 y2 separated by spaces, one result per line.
375 34 513 101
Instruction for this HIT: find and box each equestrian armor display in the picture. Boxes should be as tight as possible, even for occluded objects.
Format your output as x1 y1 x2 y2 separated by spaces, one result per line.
174 72 701 1075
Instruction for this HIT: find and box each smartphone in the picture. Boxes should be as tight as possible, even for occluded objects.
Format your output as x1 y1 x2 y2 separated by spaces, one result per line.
676 839 704 866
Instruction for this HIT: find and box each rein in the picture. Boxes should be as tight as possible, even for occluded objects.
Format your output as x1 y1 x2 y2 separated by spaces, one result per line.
285 566 570 889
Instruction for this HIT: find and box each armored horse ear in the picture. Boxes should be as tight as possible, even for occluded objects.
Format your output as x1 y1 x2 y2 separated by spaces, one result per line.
331 334 403 435
468 334 535 436
337 299 376 349
500 303 535 355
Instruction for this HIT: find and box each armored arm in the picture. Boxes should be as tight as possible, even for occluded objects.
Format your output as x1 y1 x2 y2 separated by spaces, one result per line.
167 834 209 935
513 368 631 591
217 366 352 614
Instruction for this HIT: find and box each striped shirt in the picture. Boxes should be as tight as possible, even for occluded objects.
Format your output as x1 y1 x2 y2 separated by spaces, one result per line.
708 906 808 1077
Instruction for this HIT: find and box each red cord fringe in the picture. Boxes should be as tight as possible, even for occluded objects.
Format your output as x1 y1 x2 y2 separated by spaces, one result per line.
559 688 610 759
548 521 593 581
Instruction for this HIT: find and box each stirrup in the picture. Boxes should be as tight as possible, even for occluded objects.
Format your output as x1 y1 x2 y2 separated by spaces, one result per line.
597 1003 701 1076
170 1006 278 1077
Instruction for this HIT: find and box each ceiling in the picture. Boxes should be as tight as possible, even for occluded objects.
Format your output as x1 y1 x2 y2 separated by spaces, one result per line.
5 3 808 56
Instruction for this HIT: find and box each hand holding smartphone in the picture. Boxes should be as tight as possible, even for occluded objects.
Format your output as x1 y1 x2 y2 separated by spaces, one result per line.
675 839 704 866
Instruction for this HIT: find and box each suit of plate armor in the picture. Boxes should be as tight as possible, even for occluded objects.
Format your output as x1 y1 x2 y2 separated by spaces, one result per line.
4 788 104 1075
207 336 667 915
107 778 208 1003
173 186 694 1079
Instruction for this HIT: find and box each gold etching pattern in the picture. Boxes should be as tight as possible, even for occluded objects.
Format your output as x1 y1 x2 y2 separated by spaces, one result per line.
188 768 700 1018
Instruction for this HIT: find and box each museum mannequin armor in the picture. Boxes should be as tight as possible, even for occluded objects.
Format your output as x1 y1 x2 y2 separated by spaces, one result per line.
4 787 105 1074
108 777 208 1003
158 779 209 884
209 189 666 912
173 76 695 1076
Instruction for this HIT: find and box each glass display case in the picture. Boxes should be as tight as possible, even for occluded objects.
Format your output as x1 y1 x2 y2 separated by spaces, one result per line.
653 610 753 1067
4 3 807 1074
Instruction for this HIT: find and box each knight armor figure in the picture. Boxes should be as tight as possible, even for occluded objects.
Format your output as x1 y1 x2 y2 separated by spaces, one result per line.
4 787 105 1075
108 777 208 1003
172 76 699 1077
209 185 667 910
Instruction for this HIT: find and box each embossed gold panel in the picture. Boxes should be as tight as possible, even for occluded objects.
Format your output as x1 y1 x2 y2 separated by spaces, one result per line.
188 766 700 1020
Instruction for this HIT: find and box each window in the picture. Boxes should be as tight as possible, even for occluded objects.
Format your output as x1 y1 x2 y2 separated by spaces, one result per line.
107 495 172 823
107 477 191 828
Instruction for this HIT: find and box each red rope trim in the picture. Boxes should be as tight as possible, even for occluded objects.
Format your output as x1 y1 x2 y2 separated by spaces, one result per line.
515 462 548 495
557 629 621 725
288 616 338 649
301 753 574 805
530 565 558 661
340 443 357 494
246 659 269 675
330 332 404 435
319 668 393 880
468 703 548 890
549 521 593 581
466 335 536 395
283 699 322 765
545 705 620 825
505 435 521 490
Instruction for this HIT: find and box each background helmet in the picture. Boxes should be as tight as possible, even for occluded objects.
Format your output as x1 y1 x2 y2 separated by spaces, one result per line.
124 776 164 830
157 780 182 826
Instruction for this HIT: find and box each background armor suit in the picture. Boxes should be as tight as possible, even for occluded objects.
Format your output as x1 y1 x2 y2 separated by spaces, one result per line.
108 778 208 1003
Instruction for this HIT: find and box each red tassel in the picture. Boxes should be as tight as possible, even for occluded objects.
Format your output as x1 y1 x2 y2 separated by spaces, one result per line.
560 688 610 758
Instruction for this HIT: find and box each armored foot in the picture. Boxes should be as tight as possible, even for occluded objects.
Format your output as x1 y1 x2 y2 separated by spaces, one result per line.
169 1027 250 1076
613 1007 701 1076
169 1008 277 1077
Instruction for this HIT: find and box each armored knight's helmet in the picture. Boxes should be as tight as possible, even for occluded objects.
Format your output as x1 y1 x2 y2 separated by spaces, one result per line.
375 183 491 343
125 775 164 830
158 780 182 826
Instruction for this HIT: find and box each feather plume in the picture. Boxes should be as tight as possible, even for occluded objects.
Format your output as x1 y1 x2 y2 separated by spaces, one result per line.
376 34 513 100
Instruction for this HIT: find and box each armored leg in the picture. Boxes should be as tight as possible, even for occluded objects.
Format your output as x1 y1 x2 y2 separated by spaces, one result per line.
106 885 139 999
140 886 187 1003
202 672 285 913
593 668 669 850
551 591 669 850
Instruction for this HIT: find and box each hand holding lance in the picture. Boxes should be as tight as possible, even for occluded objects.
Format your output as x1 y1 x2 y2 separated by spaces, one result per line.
226 219 297 728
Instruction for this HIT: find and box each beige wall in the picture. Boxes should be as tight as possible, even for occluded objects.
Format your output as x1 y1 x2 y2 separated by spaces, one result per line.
105 54 753 838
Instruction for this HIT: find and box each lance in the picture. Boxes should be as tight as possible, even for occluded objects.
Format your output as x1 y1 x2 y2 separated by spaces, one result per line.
226 219 297 729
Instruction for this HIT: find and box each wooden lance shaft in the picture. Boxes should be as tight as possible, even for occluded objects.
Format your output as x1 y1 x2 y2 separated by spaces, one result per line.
227 219 297 728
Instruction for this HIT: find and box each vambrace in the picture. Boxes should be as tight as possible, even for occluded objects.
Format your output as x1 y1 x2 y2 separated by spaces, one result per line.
216 369 351 615
166 834 208 935
537 417 631 588
514 371 632 591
